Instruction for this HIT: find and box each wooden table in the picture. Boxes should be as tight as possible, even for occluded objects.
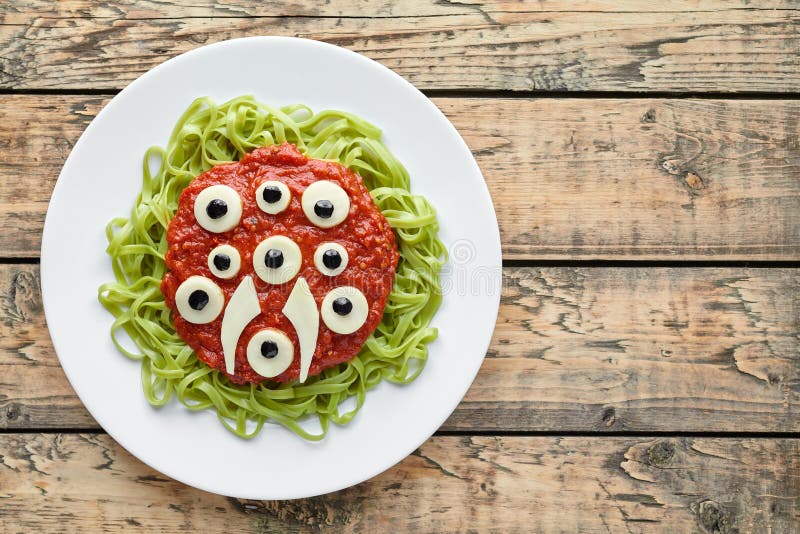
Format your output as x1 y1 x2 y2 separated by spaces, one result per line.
1 1 799 531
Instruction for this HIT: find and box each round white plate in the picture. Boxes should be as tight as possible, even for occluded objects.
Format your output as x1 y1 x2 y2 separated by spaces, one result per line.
41 37 501 500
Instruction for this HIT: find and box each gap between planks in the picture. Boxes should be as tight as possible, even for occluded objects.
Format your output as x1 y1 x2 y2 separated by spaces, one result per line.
4 89 800 99
3 257 800 268
3 428 800 438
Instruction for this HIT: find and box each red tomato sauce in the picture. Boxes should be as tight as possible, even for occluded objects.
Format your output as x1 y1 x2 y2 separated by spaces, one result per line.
161 143 398 384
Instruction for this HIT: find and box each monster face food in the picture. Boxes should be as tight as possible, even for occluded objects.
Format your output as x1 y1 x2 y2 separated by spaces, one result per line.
161 142 399 384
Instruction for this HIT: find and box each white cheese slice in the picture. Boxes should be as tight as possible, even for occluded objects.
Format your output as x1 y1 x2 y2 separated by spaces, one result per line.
320 286 368 335
246 328 294 378
193 184 243 233
282 276 319 383
313 242 349 277
220 275 261 375
301 180 350 228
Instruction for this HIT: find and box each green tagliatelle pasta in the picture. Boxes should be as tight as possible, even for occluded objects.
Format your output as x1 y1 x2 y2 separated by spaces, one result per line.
98 95 445 440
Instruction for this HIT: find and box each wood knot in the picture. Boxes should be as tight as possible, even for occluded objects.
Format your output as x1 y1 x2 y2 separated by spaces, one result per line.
601 406 616 427
693 500 732 533
660 158 682 176
4 403 20 422
260 496 364 527
5 270 41 323
641 108 656 123
646 440 675 466
685 172 704 190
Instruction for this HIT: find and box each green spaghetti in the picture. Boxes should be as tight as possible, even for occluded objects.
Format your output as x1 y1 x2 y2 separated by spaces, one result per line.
98 95 445 440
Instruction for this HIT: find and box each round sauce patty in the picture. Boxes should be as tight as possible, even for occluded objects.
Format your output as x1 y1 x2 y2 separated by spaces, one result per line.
161 142 398 384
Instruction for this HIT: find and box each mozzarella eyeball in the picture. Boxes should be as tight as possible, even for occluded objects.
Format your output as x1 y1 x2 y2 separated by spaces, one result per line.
314 242 349 276
255 180 291 215
175 276 225 324
194 185 242 233
253 235 302 285
207 244 241 279
246 328 294 378
321 286 369 334
301 180 350 228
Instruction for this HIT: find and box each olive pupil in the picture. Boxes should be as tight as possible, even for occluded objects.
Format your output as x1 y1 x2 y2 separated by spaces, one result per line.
262 185 282 204
332 297 352 316
260 341 278 359
265 249 284 269
213 254 231 271
322 250 342 270
314 200 334 218
206 199 228 219
188 290 209 311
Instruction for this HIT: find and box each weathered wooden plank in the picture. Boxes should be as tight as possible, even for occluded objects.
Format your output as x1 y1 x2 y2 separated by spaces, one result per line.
0 2 798 91
4 0 797 21
0 266 82 429
0 433 796 532
3 264 798 432
441 97 800 260
450 266 800 432
2 96 800 259
0 96 99 258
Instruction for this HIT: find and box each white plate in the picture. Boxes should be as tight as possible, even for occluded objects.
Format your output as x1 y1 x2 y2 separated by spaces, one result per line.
41 37 501 500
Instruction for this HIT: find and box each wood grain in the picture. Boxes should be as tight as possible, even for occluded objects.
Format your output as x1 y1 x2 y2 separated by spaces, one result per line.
2 95 800 259
3 264 798 432
454 266 800 433
0 2 798 92
2 3 797 531
0 433 797 532
441 98 800 260
4 0 798 19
